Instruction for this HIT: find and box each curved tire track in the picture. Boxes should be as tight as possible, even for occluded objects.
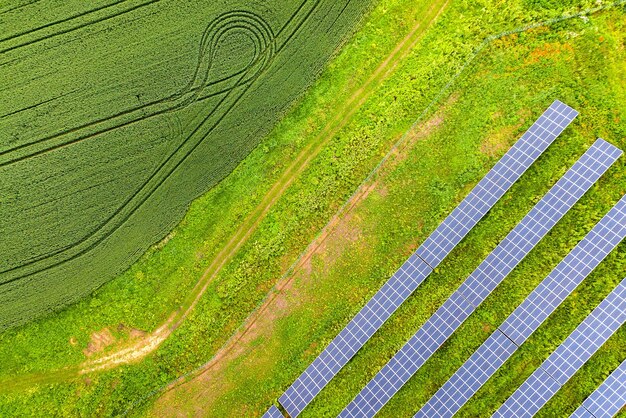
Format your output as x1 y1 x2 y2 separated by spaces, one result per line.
0 0 160 55
0 10 279 282
0 2 320 288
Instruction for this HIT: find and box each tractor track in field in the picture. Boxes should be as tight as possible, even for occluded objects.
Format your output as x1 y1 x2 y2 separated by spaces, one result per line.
0 0 128 41
83 0 449 377
130 2 626 412
0 0 161 55
0 11 272 162
2 0 623 409
0 1 321 287
146 0 451 404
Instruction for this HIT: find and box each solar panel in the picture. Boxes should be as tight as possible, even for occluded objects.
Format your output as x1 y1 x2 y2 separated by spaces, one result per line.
415 330 517 418
416 100 578 268
458 138 621 307
262 405 283 418
339 292 474 417
338 139 618 418
499 196 626 346
495 278 626 418
415 193 626 418
493 367 562 418
571 358 626 418
570 408 595 418
278 260 433 417
542 283 626 386
274 101 577 417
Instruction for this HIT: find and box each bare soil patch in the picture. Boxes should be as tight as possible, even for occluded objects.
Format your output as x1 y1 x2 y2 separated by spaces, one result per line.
83 328 116 357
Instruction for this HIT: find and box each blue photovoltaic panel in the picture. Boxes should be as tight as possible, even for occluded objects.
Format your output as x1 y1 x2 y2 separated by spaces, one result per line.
571 359 626 418
570 409 595 418
278 259 432 417
416 100 578 268
493 368 562 418
277 101 578 418
339 138 618 418
415 192 626 418
262 405 283 418
458 138 621 307
542 281 626 385
495 279 626 418
499 195 626 346
339 292 474 418
414 330 517 418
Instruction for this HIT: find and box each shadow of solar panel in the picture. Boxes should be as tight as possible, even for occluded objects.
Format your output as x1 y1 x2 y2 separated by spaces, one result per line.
495 279 626 418
416 191 626 418
571 358 626 418
338 138 618 418
262 405 284 418
271 100 577 418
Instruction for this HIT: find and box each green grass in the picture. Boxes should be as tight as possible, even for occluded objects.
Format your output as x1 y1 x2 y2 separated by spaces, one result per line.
1 0 453 413
1 0 625 416
0 0 373 329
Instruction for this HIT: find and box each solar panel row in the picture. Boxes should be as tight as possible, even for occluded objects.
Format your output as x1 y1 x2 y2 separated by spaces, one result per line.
415 100 578 269
417 329 519 418
494 278 626 418
271 100 578 418
415 192 626 418
338 138 618 418
499 193 626 346
262 405 283 418
571 358 626 418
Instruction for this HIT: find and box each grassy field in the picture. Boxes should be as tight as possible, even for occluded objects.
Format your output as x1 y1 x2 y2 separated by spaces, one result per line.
0 0 625 416
145 3 626 417
0 0 373 329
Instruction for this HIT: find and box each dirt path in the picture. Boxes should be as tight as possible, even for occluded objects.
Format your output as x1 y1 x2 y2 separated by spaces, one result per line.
150 95 453 416
78 0 449 375
3 0 449 389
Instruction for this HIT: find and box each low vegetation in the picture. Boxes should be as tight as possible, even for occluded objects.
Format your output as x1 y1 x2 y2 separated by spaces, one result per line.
147 3 626 417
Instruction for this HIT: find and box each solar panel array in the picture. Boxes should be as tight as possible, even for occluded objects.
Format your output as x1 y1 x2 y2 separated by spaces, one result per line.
571 359 626 418
416 329 519 418
262 405 283 418
272 100 578 418
495 278 626 418
415 192 626 418
338 138 618 418
498 194 626 346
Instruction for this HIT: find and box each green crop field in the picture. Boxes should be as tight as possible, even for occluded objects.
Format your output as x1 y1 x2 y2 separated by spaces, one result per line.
1 0 625 417
0 0 373 329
